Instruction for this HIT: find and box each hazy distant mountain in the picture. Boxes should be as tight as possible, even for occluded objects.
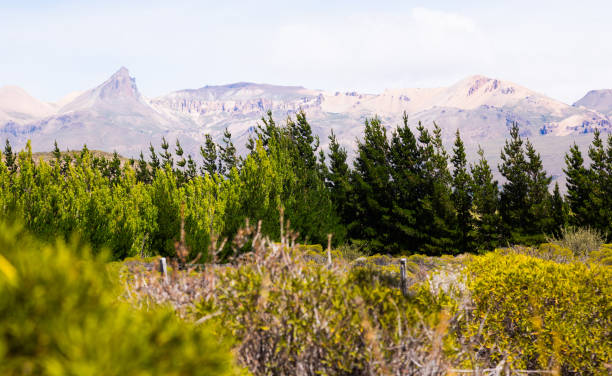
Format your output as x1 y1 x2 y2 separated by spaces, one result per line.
0 68 610 189
0 85 55 125
0 67 203 157
573 89 612 117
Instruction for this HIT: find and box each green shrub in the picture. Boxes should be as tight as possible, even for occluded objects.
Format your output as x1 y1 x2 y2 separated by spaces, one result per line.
463 251 611 374
297 243 323 252
548 226 605 257
195 237 454 375
0 222 241 375
335 243 370 261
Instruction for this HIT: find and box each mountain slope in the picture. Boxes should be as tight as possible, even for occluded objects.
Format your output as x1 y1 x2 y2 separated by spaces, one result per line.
0 68 202 156
0 86 55 124
150 74 611 153
573 89 612 117
0 69 610 190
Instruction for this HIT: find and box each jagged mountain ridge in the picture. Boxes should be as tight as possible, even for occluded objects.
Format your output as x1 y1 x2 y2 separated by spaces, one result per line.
0 68 610 190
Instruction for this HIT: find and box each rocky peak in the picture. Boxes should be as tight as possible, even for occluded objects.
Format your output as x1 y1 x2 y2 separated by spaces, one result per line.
97 67 139 100
464 75 515 97
57 67 145 114
466 75 492 96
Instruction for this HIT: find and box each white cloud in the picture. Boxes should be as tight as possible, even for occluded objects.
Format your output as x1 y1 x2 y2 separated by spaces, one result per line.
268 8 488 93
411 7 477 34
3 2 612 104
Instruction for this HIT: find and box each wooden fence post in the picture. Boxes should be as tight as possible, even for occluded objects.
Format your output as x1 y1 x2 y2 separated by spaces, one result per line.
400 258 407 296
326 234 333 267
159 257 168 283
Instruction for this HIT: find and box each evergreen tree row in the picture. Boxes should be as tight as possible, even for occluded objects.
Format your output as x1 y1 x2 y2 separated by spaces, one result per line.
1 110 611 259
325 117 566 255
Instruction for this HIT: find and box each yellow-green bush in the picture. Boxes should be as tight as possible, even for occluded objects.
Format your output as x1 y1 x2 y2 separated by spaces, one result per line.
463 251 611 374
0 222 241 375
197 244 454 375
589 244 612 265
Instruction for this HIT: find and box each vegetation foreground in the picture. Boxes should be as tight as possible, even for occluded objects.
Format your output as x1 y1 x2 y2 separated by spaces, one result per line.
1 112 611 374
0 220 610 375
1 111 612 261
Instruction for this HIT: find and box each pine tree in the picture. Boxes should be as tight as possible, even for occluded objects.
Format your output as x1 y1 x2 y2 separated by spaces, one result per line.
247 110 280 153
79 144 90 163
348 117 392 252
451 129 473 253
317 148 329 181
60 153 72 176
282 112 339 245
148 143 160 172
564 143 592 227
288 110 319 170
525 140 552 240
4 139 17 174
414 122 436 251
218 128 237 176
160 137 173 169
550 182 567 237
175 140 186 169
108 151 121 185
327 130 351 228
136 152 151 183
52 140 61 166
605 134 612 237
387 113 421 252
175 139 187 184
200 134 218 176
94 155 108 176
499 123 529 243
422 123 456 254
471 147 501 251
186 155 197 180
587 130 609 234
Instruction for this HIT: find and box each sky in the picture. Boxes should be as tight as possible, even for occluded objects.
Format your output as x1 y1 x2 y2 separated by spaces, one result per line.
1 0 611 104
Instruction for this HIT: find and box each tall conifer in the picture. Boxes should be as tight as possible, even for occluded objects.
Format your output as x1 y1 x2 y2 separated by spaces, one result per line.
348 117 391 252
388 113 421 252
550 182 567 237
160 137 173 169
218 128 237 176
327 130 351 230
451 129 473 252
499 123 529 242
288 110 319 170
471 147 501 251
148 143 160 171
200 134 218 176
564 143 592 227
52 140 61 166
587 130 610 234
136 152 151 183
3 139 17 174
525 140 552 239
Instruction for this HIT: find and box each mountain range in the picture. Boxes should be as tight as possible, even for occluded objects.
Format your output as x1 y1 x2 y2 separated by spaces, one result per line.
1 67 611 187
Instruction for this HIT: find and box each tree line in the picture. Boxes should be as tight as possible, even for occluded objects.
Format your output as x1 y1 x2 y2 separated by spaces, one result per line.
0 110 610 259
